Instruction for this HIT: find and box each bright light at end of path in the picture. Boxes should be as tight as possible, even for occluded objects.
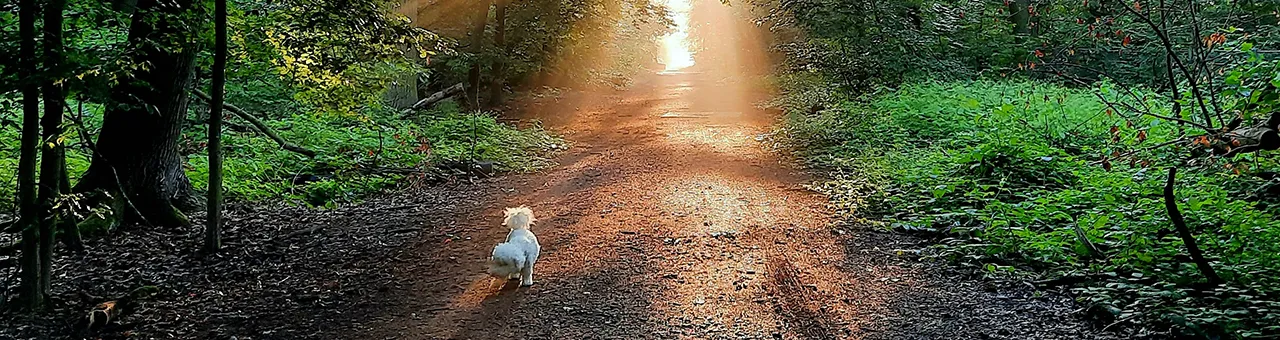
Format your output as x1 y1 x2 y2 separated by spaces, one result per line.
660 0 695 71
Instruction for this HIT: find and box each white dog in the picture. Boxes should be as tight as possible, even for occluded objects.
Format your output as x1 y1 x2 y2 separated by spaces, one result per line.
488 206 540 286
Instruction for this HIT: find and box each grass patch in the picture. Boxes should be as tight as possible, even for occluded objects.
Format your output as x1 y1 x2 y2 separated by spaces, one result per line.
778 80 1280 338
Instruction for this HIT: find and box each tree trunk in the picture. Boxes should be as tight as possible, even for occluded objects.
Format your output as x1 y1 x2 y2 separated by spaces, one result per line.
1163 167 1224 285
38 0 70 294
17 0 45 310
1008 0 1031 43
487 0 509 108
466 1 491 109
75 0 205 227
206 0 227 253
58 149 82 252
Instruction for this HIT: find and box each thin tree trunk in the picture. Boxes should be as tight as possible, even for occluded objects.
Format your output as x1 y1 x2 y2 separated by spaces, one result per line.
1163 167 1224 285
1008 0 1031 43
17 0 45 310
38 0 70 294
75 0 205 227
58 148 82 252
206 0 227 253
487 0 509 108
466 0 492 109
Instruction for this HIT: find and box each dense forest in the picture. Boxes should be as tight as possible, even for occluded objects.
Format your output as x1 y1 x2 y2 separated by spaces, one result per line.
1 0 1278 338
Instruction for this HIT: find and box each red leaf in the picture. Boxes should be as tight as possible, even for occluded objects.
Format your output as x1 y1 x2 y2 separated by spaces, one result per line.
1122 35 1131 46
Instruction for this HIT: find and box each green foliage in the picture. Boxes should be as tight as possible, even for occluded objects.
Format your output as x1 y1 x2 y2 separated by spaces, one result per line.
427 0 671 91
228 0 445 115
780 80 1280 338
182 101 563 207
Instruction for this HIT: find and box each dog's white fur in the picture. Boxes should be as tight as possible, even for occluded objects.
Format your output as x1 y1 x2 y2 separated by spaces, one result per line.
488 206 540 286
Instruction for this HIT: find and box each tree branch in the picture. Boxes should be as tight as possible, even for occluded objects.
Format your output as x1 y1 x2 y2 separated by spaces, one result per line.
192 90 317 158
1163 167 1223 285
1115 0 1216 128
401 82 466 116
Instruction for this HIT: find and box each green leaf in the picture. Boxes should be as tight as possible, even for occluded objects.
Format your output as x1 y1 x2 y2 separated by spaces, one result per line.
1092 215 1109 229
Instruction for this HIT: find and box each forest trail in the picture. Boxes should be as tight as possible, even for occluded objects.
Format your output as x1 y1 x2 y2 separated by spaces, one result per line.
332 67 1116 338
325 2 1117 338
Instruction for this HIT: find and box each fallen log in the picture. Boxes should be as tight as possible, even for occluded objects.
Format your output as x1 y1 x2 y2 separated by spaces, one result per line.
84 285 160 332
1208 111 1280 157
192 90 318 158
402 82 465 116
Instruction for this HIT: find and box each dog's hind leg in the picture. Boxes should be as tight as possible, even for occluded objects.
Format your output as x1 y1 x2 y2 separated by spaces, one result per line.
520 260 536 287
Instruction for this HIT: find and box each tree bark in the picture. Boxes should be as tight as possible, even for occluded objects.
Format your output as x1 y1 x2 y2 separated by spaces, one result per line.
75 0 205 227
17 0 45 310
38 0 70 294
205 0 227 253
487 0 509 108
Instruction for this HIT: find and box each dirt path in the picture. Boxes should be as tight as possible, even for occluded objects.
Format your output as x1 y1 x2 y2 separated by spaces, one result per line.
0 69 1120 340
327 70 1118 339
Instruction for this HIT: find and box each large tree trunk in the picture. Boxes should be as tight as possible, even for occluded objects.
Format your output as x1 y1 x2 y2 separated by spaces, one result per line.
75 0 205 227
38 0 70 294
17 0 45 310
487 0 509 108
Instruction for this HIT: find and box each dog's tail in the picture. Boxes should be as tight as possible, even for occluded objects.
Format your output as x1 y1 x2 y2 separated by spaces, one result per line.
488 243 526 277
503 206 536 230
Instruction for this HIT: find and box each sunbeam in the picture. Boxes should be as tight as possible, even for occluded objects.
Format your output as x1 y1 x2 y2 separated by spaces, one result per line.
660 0 695 71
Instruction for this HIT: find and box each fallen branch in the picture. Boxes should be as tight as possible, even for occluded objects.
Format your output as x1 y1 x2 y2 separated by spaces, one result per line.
1072 222 1105 260
192 90 317 158
401 82 465 116
83 285 159 332
1213 112 1280 157
1163 167 1224 285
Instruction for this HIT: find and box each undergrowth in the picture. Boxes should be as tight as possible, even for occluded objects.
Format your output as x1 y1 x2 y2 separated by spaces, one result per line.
776 79 1280 338
1 99 564 210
